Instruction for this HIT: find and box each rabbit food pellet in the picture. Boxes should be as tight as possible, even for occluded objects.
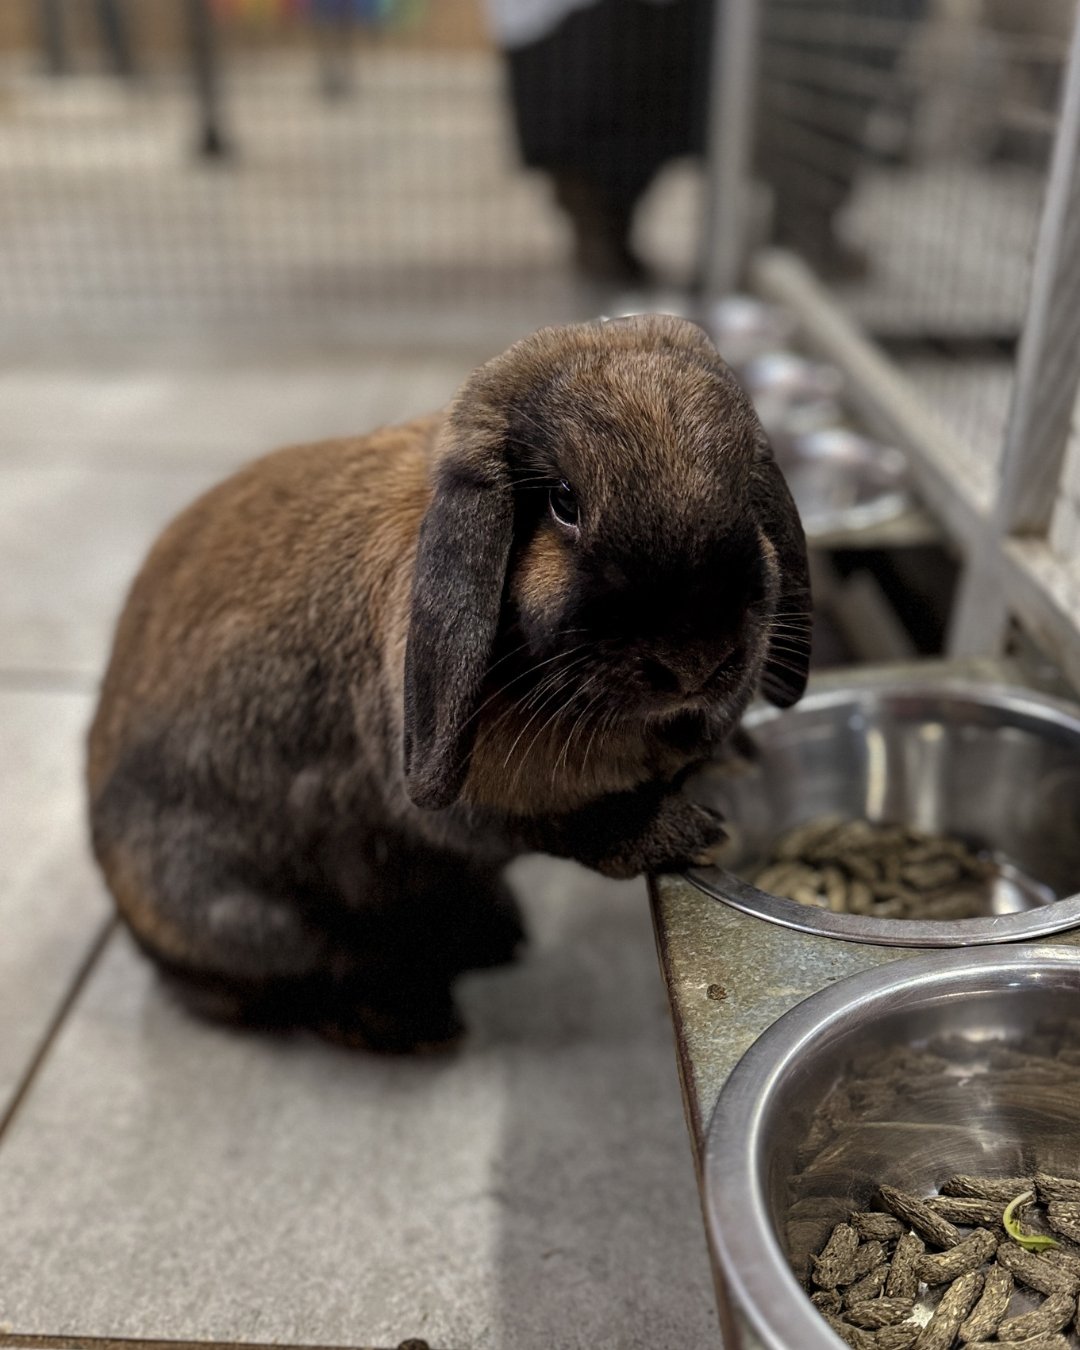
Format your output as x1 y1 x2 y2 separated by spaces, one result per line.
808 1182 1080 1348
753 818 998 919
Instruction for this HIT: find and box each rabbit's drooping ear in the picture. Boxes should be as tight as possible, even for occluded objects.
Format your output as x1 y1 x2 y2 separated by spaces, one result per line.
754 455 812 708
404 452 514 811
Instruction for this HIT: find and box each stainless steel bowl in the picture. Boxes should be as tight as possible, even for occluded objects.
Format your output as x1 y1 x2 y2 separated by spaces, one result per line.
687 673 1080 946
779 427 911 535
741 351 845 443
742 351 844 405
705 946 1080 1350
708 296 798 368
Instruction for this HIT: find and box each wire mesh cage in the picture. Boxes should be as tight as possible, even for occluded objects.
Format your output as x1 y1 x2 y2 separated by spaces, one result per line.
0 0 711 346
754 0 1077 459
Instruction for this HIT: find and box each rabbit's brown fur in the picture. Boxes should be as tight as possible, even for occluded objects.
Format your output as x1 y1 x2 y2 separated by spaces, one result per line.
88 315 810 1050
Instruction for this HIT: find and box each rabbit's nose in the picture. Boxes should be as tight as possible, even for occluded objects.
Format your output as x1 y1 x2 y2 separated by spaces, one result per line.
644 643 738 696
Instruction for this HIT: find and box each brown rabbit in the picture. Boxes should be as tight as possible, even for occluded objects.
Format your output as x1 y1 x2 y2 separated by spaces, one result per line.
87 314 810 1050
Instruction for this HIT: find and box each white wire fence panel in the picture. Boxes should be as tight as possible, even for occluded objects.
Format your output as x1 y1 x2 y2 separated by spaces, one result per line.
0 0 706 344
754 0 1075 463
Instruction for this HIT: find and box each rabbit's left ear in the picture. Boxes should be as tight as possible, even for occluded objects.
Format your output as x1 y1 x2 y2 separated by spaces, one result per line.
404 444 514 811
754 455 812 708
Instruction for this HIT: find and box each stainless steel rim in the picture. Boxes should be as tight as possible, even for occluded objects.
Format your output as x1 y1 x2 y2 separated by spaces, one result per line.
787 433 911 535
684 674 1080 948
704 945 1080 1350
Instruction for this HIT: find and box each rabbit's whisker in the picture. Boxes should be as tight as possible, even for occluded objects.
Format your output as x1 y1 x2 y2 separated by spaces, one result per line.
763 655 810 677
582 704 619 783
501 656 592 771
551 676 606 784
467 642 589 733
517 651 592 714
482 658 586 746
504 683 571 779
514 679 583 783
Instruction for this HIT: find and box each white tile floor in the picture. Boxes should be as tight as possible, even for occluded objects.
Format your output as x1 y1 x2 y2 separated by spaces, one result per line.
0 348 720 1350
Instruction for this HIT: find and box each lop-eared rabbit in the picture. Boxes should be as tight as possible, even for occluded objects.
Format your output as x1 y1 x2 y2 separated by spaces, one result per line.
88 315 810 1050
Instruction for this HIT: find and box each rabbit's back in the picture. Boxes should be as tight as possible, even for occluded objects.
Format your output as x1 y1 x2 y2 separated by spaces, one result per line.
88 416 439 816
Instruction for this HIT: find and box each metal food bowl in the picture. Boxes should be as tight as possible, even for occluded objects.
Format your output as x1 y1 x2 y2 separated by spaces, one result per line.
741 350 845 443
779 427 911 536
705 946 1080 1350
708 296 797 368
687 673 1080 946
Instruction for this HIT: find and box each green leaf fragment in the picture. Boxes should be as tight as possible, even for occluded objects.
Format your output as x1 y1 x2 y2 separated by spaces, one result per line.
1003 1190 1060 1250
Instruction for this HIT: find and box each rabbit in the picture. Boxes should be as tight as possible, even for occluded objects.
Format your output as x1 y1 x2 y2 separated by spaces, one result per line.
87 313 810 1051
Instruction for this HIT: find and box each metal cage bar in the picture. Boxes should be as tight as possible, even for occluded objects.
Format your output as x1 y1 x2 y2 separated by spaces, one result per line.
996 1 1080 536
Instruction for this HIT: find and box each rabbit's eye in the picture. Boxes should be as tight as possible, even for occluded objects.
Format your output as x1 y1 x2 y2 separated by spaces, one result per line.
549 480 579 528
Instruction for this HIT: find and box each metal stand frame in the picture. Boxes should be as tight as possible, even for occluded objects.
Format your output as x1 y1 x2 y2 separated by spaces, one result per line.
700 0 1080 688
702 0 762 297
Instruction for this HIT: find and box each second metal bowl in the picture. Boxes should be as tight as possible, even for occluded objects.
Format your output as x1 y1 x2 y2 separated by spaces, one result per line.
705 946 1080 1350
687 671 1080 946
778 427 911 535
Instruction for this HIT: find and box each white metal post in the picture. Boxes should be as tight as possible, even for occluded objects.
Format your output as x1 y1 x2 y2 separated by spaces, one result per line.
702 0 762 298
996 2 1080 537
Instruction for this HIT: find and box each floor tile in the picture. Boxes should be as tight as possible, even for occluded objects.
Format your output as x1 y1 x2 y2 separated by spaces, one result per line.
0 466 220 676
0 857 717 1350
0 357 484 472
0 690 111 1118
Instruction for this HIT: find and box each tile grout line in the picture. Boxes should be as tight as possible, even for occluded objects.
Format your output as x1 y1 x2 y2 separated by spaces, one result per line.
0 936 458 1350
0 1333 448 1344
0 916 117 1144
0 1336 446 1350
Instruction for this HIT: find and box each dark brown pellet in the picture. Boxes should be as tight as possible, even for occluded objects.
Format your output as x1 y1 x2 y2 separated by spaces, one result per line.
958 1263 1013 1342
1043 1243 1080 1277
852 1210 905 1242
997 1241 1080 1296
996 1290 1076 1341
872 1327 920 1350
886 1231 926 1299
1047 1202 1080 1243
846 1240 888 1283
846 1299 916 1329
964 1337 1069 1350
1036 1173 1080 1204
926 1196 1004 1228
880 1186 960 1249
824 1313 875 1349
913 1269 983 1350
843 1264 889 1306
811 1289 842 1314
988 1047 1080 1076
813 1222 860 1288
916 1228 998 1284
940 1175 1035 1204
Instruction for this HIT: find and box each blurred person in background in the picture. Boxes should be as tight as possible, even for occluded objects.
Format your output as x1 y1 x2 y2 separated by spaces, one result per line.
484 0 712 287
39 0 137 78
486 0 930 287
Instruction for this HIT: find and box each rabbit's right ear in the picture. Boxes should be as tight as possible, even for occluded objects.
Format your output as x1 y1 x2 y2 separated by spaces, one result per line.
403 431 514 812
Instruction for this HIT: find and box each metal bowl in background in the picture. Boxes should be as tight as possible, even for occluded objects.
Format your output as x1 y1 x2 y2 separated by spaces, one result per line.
707 296 798 368
705 946 1080 1350
686 672 1080 945
779 427 911 535
740 350 845 442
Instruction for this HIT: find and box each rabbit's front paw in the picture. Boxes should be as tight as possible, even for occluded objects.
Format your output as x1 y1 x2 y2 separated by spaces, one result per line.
602 793 727 877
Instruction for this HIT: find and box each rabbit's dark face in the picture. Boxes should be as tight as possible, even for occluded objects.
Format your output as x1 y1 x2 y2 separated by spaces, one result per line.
404 314 810 811
502 348 782 724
